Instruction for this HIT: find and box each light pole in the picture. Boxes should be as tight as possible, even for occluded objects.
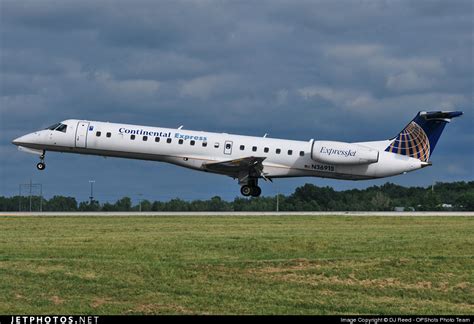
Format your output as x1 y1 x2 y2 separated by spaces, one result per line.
89 180 95 205
276 193 279 212
138 193 143 212
275 185 280 212
19 180 42 212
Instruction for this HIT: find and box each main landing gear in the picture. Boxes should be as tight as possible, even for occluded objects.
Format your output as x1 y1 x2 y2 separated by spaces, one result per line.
36 152 46 171
240 178 261 197
241 185 262 197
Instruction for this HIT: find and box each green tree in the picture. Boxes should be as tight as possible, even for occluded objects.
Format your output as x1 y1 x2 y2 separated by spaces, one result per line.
165 198 188 211
152 201 164 211
102 202 117 211
78 200 100 211
209 196 231 211
44 196 78 211
370 192 391 211
0 196 21 211
455 192 474 210
140 199 152 211
115 197 132 211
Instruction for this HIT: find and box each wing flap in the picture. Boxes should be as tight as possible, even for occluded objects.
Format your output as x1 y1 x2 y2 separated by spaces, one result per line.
203 156 266 175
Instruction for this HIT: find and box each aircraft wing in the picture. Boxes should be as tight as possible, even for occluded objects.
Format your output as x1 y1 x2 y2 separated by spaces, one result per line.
202 156 267 178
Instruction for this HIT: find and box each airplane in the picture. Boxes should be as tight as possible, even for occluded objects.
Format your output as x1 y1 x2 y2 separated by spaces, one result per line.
12 110 462 197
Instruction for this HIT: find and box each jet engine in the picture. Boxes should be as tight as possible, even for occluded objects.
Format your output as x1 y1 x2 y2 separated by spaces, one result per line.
311 141 379 165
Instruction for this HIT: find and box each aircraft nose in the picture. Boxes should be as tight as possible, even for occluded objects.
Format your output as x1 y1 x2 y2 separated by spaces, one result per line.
12 136 24 146
12 133 37 146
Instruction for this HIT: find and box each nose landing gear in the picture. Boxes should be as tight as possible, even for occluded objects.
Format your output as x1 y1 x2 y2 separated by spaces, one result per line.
36 162 45 170
36 152 46 170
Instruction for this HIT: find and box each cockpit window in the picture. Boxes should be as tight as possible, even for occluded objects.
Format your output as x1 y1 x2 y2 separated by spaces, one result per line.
45 123 67 133
56 124 67 133
46 123 61 130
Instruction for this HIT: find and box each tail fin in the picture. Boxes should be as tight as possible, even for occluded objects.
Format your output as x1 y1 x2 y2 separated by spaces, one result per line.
385 111 463 162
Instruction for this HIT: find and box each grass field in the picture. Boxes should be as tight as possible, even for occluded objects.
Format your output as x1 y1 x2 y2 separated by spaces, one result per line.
0 216 472 315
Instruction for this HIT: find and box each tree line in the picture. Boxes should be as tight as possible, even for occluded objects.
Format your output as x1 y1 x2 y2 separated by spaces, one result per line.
1 181 473 212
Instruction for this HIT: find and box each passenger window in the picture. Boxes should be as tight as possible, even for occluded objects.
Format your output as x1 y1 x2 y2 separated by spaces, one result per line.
96 131 101 137
226 143 231 149
288 150 293 155
202 142 208 147
167 138 172 144
131 135 135 140
240 145 245 150
214 142 220 148
276 148 281 154
106 132 111 138
179 139 184 144
252 146 257 152
143 136 148 141
300 151 304 156
155 137 160 142
264 147 269 153
190 140 195 146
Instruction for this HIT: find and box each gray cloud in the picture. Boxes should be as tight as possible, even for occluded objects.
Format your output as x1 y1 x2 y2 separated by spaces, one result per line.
1 0 472 200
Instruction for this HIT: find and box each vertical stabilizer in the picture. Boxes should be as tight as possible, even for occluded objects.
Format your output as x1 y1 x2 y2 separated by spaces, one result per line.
385 111 463 161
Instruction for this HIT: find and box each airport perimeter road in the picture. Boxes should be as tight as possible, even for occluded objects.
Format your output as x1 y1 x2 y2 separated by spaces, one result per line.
1 211 473 216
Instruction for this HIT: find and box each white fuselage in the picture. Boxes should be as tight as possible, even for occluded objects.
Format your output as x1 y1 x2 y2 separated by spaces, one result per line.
12 119 426 182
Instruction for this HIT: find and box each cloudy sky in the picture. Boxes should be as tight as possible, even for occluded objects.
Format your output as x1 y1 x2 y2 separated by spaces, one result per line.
1 0 472 203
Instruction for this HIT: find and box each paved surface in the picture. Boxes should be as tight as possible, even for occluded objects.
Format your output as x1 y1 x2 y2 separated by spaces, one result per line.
1 211 473 216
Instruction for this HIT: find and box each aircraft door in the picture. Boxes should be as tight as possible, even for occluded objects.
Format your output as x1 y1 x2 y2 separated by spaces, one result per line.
75 121 90 148
224 141 233 155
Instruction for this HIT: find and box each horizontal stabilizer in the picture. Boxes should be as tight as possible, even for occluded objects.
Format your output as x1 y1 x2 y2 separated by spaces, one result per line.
420 111 463 122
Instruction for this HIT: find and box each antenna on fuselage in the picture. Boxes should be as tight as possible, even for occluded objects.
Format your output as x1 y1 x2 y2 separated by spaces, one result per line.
178 125 184 130
263 133 268 138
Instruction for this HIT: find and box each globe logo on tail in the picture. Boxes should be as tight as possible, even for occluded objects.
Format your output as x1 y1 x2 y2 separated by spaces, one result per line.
385 121 430 162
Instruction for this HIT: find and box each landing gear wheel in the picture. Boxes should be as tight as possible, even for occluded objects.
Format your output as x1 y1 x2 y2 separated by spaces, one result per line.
241 185 252 197
36 162 46 170
251 186 262 197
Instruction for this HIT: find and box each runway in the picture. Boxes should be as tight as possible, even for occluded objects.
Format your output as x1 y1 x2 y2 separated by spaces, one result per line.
1 211 473 216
